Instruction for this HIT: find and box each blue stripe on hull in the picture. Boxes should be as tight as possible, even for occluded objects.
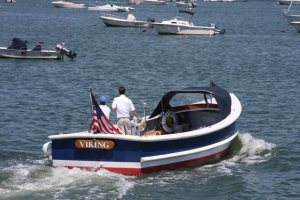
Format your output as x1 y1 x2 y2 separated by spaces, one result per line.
52 123 237 162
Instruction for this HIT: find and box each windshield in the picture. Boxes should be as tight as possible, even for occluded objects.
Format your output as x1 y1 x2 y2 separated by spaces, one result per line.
169 93 212 107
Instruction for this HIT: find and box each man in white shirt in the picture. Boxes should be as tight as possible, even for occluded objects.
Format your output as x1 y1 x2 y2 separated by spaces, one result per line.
112 86 142 135
99 96 111 119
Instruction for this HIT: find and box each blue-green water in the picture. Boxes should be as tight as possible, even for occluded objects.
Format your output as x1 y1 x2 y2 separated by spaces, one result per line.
0 0 299 199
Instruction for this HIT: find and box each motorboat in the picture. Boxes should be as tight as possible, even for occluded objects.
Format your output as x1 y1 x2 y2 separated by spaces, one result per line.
175 1 197 8
7 0 16 2
222 0 238 2
277 0 300 5
42 82 242 175
127 0 168 5
152 10 225 35
100 14 154 28
51 0 85 8
88 4 134 12
290 21 300 32
0 38 77 59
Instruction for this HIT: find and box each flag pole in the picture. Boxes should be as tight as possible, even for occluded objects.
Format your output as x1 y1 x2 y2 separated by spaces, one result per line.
210 79 212 104
88 88 94 133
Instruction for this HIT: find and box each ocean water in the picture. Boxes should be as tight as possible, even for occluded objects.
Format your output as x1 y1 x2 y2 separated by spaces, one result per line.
0 0 300 199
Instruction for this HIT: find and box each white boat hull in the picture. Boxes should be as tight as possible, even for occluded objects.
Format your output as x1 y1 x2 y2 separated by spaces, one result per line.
152 23 215 35
100 16 152 28
290 21 300 32
175 2 197 8
127 0 168 5
88 4 131 12
284 14 300 23
0 48 63 59
51 1 85 8
278 0 300 5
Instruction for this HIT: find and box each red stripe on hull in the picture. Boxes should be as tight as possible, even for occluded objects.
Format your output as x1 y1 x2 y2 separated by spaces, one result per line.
53 147 229 175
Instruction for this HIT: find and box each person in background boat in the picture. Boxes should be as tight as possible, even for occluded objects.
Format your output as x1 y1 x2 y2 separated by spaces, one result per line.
99 96 111 120
112 86 142 135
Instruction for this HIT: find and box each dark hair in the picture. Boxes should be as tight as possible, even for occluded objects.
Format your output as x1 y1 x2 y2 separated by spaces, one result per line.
119 86 126 95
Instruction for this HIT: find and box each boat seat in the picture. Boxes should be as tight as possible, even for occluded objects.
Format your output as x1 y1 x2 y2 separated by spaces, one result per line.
7 38 27 50
32 45 42 51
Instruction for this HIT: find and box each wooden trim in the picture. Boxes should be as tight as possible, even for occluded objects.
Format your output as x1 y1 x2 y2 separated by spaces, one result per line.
170 104 219 112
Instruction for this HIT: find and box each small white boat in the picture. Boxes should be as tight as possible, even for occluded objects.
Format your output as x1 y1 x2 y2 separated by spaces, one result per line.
52 0 85 8
100 14 154 28
88 4 134 12
175 1 197 8
203 0 221 2
127 0 168 5
7 0 16 3
0 38 77 59
222 0 238 2
152 10 225 35
277 0 300 5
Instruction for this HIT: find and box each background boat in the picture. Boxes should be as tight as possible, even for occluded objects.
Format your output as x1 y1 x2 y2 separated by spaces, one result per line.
0 38 77 59
127 0 168 5
152 10 218 35
100 14 154 27
51 0 85 8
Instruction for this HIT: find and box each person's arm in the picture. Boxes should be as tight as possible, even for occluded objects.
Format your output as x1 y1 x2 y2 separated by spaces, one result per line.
112 107 116 111
132 110 142 121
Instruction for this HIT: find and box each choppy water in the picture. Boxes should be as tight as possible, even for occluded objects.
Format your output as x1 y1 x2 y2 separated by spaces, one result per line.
0 0 300 199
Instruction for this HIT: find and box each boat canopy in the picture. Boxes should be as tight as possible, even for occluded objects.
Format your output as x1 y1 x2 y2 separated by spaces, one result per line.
179 10 194 16
7 38 27 50
149 87 232 120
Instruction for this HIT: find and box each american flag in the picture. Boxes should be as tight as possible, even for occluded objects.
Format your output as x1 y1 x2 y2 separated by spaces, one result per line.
210 79 219 87
90 91 121 134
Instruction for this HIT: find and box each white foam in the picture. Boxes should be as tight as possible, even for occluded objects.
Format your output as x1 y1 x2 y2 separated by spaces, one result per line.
192 133 277 179
0 159 135 199
231 133 277 164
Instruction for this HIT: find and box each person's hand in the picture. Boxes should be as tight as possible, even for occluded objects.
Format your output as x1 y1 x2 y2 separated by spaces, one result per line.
138 117 142 121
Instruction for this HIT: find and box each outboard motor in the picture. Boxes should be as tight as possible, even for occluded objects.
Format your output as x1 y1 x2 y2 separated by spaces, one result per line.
55 43 77 59
209 23 225 34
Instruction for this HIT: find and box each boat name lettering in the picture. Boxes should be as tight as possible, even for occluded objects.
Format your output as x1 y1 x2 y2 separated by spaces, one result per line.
75 140 115 149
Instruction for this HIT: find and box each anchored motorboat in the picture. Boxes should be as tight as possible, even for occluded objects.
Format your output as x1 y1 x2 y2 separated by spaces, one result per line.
0 38 77 59
175 1 197 8
127 0 168 5
51 0 85 8
100 14 154 28
88 3 134 12
152 10 225 35
42 82 241 175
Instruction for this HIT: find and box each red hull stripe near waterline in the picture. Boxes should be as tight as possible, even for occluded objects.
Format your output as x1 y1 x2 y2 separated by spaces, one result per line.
53 148 228 175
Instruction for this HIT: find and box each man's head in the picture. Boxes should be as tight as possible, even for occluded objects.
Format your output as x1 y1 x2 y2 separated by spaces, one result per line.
119 86 126 95
99 96 107 105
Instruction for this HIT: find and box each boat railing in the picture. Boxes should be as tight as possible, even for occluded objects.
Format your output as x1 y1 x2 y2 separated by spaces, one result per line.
284 9 300 15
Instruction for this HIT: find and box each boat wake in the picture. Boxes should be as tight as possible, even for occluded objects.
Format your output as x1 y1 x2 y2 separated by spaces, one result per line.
0 159 135 199
195 132 277 177
230 133 277 165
